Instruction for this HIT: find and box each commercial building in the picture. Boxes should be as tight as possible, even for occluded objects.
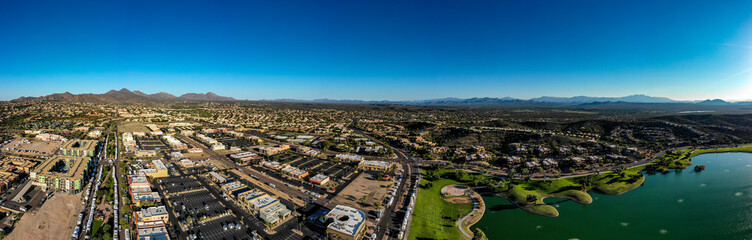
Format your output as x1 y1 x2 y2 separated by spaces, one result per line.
178 159 195 168
135 206 169 224
262 161 284 170
229 152 259 164
259 145 290 156
281 166 309 180
59 139 98 157
357 160 393 171
243 190 291 224
325 205 366 240
136 220 170 240
335 154 364 162
219 180 291 225
139 159 168 178
31 155 90 192
129 174 161 206
123 132 137 152
162 135 187 150
208 171 228 183
196 134 218 144
135 150 158 158
309 173 330 185
211 142 226 151
35 133 67 142
220 181 249 197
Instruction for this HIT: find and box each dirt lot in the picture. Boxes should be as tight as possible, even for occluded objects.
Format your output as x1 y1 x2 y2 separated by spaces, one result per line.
331 172 390 211
118 122 149 133
1 138 61 157
7 193 82 240
182 152 208 159
441 184 468 197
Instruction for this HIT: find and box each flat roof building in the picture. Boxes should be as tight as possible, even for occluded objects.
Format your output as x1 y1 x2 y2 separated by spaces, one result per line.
135 206 169 224
262 161 284 170
136 220 170 240
229 152 259 164
358 160 393 171
31 155 91 192
139 160 168 178
325 205 366 240
309 173 330 185
335 154 364 162
208 171 228 183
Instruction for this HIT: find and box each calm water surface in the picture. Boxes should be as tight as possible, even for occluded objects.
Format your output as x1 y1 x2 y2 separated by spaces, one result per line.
474 152 752 240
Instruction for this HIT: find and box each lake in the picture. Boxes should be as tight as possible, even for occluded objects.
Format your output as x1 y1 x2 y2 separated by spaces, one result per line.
474 152 752 240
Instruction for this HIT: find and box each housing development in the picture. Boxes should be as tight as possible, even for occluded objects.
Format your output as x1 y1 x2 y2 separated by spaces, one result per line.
1 89 752 240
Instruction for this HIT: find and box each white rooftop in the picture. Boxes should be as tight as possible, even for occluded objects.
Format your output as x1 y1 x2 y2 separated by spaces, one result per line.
326 205 365 237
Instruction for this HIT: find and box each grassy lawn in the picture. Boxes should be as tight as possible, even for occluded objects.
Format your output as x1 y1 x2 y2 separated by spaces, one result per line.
592 167 645 195
690 144 752 157
409 169 483 240
501 167 644 217
503 177 593 217
91 219 103 236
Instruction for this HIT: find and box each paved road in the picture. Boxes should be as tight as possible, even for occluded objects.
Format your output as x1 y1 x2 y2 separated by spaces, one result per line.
457 188 481 239
177 135 315 207
349 121 418 240
79 126 113 239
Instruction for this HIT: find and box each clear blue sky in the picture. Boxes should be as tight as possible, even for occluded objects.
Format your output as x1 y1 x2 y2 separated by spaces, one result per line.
2 0 752 101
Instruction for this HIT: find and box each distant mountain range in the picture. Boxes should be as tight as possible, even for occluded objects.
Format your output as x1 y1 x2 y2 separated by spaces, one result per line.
529 94 678 103
12 88 235 103
274 94 739 106
11 90 750 107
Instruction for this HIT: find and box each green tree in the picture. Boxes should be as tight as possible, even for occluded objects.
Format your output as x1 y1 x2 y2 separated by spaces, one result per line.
526 194 538 203
472 228 489 240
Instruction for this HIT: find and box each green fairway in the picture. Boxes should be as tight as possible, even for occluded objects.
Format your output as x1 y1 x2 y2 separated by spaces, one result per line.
501 167 644 217
592 167 645 195
503 177 593 217
409 169 483 240
691 144 752 157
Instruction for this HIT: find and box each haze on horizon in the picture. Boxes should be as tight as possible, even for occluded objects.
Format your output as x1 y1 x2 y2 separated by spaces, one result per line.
2 0 752 101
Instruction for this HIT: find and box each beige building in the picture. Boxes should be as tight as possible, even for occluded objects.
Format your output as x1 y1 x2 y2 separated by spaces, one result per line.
357 160 393 171
31 155 91 192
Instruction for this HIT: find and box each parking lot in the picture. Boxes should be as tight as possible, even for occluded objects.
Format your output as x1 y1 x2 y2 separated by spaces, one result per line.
136 136 167 151
161 176 203 194
248 165 330 197
205 133 258 149
222 170 299 209
185 215 250 240
169 190 226 219
292 159 355 181
157 173 253 240
266 152 303 164
0 138 61 157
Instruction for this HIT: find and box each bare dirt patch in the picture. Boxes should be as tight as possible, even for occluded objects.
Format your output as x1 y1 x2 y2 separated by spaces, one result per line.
331 172 390 211
441 184 468 197
7 193 82 240
118 122 149 133
444 196 472 204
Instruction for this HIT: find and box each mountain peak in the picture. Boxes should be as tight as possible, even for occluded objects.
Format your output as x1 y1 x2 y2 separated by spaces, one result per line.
12 89 234 102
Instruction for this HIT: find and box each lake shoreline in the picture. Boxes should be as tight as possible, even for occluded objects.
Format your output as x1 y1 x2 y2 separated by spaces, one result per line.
475 152 752 240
